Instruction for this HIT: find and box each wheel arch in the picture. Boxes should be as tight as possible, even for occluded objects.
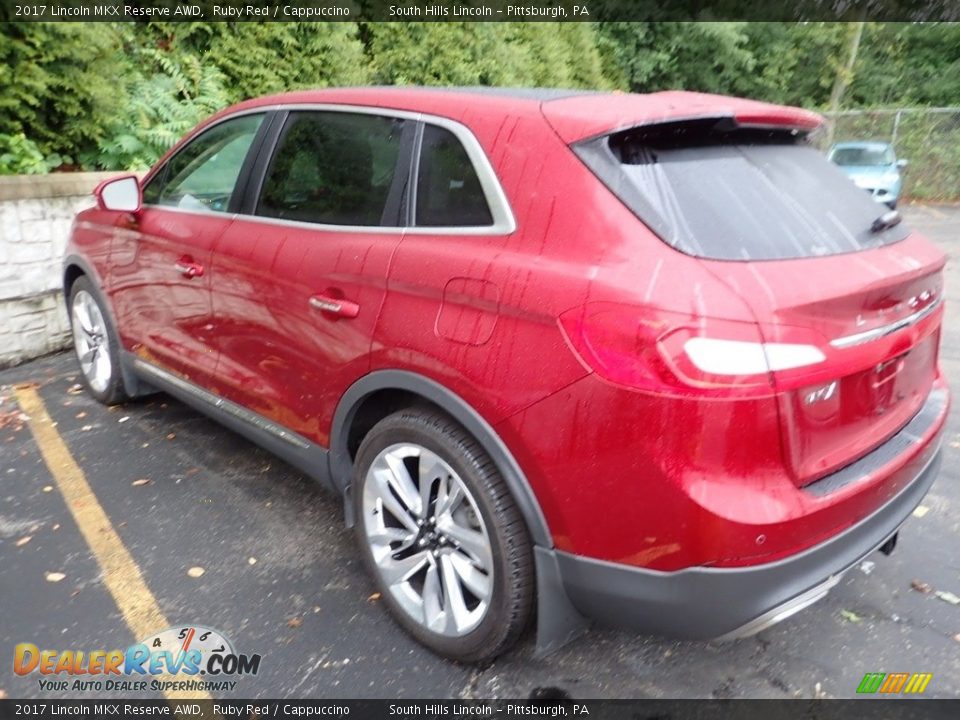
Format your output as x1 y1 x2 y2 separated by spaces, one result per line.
331 370 589 655
62 255 151 398
330 370 552 549
63 262 87 300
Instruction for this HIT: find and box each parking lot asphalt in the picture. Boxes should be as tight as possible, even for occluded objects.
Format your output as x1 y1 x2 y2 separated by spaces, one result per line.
2 204 959 701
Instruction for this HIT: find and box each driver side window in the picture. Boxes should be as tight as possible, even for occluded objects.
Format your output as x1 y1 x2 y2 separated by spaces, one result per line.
143 113 264 214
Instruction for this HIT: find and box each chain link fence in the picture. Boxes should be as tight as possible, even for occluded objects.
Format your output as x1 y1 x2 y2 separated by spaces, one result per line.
813 108 960 203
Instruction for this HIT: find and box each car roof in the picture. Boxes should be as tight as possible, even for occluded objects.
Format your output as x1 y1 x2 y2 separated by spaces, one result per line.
211 86 823 144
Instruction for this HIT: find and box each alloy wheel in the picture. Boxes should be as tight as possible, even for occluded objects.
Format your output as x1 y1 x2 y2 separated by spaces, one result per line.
361 443 494 637
71 289 112 394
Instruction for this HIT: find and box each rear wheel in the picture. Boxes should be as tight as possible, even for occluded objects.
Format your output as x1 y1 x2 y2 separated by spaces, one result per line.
68 276 128 405
353 407 533 662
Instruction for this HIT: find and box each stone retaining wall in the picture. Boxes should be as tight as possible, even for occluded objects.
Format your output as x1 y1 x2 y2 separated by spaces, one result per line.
0 173 118 368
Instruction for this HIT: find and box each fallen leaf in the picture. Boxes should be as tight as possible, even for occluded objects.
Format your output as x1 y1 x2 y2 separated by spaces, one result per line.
131 478 152 487
286 617 303 628
81 425 93 432
187 566 205 578
953 633 960 643
911 579 934 594
166 433 176 440
934 590 960 606
52 524 60 531
0 689 6 699
118 416 130 423
46 572 66 583
15 536 32 547
186 467 200 476
313 606 321 614
912 505 930 518
66 384 84 395
42 486 53 493
141 443 149 448
70 589 81 598
367 592 381 602
248 557 257 565
75 411 87 419
0 409 26 431
840 609 863 623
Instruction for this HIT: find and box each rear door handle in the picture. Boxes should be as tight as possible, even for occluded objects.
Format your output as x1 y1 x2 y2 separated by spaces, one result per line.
309 294 360 319
174 260 204 279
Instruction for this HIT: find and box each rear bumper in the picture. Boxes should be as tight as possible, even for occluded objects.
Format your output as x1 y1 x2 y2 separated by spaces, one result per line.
552 446 941 639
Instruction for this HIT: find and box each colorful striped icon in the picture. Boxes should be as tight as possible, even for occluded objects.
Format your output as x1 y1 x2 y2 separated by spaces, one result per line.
857 672 933 694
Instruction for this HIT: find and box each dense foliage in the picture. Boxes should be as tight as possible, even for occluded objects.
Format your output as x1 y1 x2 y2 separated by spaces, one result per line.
2 21 960 182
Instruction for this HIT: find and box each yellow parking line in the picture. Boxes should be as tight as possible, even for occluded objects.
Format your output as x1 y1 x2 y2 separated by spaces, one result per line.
14 384 210 701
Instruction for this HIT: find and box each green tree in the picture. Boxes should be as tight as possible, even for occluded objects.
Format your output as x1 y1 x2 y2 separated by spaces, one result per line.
0 22 125 162
135 22 372 102
202 23 371 101
598 22 754 95
90 47 229 170
366 22 612 88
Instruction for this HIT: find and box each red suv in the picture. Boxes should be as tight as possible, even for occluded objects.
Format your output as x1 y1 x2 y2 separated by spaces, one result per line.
65 88 948 662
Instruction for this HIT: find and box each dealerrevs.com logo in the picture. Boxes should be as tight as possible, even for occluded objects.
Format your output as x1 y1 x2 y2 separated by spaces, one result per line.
14 625 261 694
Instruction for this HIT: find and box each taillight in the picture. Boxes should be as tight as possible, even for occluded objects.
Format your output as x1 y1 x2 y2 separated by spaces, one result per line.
683 338 825 374
558 303 827 398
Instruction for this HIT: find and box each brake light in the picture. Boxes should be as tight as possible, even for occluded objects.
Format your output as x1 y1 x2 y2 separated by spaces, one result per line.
558 303 827 398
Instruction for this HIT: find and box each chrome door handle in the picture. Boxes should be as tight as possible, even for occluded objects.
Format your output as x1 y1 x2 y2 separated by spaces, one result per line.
309 295 360 319
174 261 204 279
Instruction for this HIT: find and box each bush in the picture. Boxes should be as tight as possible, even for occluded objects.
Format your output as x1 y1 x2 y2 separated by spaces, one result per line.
0 133 68 175
0 22 124 163
88 50 229 171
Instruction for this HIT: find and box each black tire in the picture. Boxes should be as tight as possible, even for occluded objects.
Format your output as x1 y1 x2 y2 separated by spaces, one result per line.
353 407 534 662
67 276 129 406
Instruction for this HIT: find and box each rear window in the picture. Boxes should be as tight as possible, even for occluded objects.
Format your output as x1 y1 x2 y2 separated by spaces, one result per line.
574 121 908 261
830 145 895 167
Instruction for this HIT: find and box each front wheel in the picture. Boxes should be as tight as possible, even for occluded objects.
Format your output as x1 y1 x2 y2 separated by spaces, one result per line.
353 407 534 662
68 276 128 405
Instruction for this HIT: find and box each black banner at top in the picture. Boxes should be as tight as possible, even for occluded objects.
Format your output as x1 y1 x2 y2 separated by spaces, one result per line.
5 0 960 22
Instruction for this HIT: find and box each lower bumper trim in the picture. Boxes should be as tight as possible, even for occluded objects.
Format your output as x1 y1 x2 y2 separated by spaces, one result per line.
551 447 941 640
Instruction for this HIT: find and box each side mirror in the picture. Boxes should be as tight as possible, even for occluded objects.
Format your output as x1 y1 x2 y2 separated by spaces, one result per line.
896 158 909 168
95 175 141 213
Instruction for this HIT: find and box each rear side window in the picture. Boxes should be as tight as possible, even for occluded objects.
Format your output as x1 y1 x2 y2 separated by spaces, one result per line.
258 111 409 226
415 125 493 227
143 113 263 213
575 122 908 261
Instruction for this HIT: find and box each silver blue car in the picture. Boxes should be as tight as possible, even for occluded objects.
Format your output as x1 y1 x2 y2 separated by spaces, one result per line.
828 141 907 209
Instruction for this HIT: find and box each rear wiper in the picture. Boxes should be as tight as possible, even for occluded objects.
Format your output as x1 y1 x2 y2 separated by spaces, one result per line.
871 209 902 233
